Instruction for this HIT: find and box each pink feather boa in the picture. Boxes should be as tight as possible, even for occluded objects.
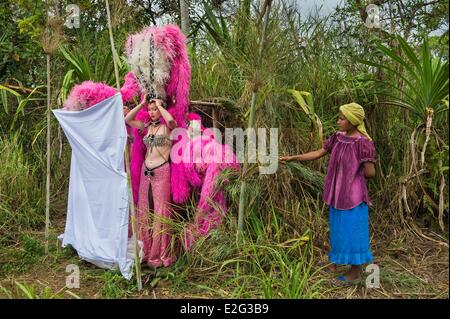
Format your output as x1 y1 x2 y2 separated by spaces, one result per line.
181 133 240 250
63 72 140 111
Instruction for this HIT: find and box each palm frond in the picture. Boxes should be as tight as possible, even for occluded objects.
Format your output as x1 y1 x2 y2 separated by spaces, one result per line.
361 35 449 125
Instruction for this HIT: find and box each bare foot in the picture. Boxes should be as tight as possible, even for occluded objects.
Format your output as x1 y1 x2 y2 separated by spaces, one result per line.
328 263 337 273
342 265 362 280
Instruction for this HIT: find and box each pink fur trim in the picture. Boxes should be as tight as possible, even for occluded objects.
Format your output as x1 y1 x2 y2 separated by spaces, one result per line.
120 72 140 104
64 81 116 111
64 72 140 111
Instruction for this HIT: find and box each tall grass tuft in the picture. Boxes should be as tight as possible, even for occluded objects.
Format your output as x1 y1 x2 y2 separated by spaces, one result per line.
0 133 45 246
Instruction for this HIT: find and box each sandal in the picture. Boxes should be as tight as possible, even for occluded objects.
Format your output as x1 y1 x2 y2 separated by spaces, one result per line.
332 275 362 286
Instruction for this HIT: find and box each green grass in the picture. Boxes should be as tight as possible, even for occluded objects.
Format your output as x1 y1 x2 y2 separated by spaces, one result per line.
0 281 66 299
0 133 45 243
380 268 431 292
0 234 45 275
163 202 325 299
100 272 135 299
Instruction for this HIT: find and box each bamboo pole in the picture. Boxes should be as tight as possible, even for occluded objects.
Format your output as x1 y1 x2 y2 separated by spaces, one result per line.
105 0 121 91
180 0 190 36
212 109 217 130
44 0 53 256
45 52 51 255
237 0 272 244
104 0 142 291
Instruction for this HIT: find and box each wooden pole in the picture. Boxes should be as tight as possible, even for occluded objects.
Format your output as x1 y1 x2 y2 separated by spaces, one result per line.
105 0 142 291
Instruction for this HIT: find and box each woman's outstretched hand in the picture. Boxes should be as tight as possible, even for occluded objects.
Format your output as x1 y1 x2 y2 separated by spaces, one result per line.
280 149 327 162
279 155 293 163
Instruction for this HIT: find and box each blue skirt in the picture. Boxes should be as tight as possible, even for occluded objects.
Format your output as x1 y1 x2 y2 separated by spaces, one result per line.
329 202 373 265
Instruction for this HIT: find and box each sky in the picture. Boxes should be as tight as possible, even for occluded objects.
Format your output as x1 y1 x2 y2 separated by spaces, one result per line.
296 0 343 16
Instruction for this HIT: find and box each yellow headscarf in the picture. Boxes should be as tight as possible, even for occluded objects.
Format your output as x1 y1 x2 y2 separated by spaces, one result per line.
339 103 372 141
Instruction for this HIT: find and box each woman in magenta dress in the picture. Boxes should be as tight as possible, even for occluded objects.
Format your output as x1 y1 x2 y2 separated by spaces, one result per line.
280 103 377 284
125 94 177 268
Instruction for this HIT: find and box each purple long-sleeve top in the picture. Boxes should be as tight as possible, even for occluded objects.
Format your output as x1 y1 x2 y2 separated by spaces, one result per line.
323 131 377 210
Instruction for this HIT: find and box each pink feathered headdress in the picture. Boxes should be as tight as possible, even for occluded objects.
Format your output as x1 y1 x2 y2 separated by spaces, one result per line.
125 24 191 129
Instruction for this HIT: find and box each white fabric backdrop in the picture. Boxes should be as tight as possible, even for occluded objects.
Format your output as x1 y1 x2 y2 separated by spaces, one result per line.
52 93 133 279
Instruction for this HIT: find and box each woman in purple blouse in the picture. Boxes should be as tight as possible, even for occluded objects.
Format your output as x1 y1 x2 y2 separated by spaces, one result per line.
280 103 376 285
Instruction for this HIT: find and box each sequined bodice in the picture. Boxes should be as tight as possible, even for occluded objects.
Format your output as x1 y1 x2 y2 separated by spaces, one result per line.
143 134 172 148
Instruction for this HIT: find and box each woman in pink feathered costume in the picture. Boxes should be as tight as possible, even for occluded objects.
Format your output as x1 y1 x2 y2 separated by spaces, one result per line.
125 25 240 251
125 93 177 268
63 24 240 262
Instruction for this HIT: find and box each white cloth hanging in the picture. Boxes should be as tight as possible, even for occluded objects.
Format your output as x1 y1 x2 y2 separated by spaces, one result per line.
52 93 134 279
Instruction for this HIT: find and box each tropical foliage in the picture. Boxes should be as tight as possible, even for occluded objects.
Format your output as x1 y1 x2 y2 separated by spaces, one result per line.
0 0 448 299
